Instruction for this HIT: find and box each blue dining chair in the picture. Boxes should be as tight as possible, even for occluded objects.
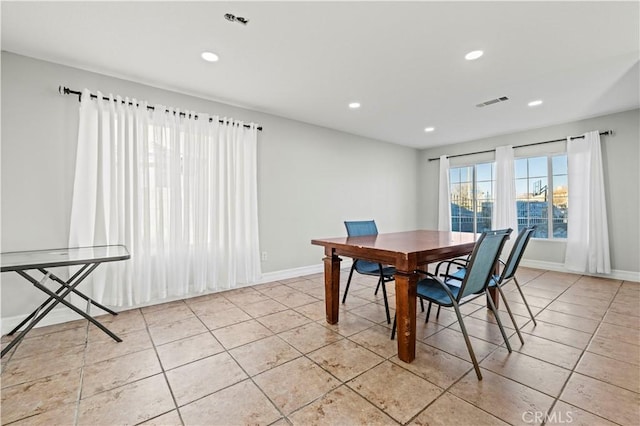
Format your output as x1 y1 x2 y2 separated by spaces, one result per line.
391 229 513 380
433 226 538 341
343 220 393 324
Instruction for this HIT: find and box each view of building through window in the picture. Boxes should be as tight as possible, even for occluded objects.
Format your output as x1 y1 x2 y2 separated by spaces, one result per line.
515 154 568 238
450 162 494 233
449 154 568 238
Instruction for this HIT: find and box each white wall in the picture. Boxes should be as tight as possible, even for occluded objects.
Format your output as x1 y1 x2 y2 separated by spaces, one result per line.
417 108 640 278
1 52 418 322
2 50 637 331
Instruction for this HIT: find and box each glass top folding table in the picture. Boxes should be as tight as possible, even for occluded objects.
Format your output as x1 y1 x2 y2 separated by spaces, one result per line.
1 245 130 357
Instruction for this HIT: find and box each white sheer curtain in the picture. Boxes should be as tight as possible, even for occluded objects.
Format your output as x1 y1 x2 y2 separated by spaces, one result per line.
492 145 518 238
438 155 451 231
69 89 261 306
564 131 611 274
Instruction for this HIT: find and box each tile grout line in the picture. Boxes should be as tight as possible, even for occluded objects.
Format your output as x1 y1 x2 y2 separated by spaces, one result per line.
187 280 361 423
227 286 401 425
303 273 636 425
270 304 392 423
139 306 187 426
175 293 305 425
212 317 292 424
94 274 596 424
402 270 573 425
1 270 635 426
73 317 91 426
509 273 628 424
302 288 501 424
395 283 538 425
541 280 633 426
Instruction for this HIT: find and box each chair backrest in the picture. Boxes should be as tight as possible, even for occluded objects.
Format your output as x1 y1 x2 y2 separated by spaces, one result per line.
344 220 378 237
457 228 512 300
345 220 380 273
501 226 536 280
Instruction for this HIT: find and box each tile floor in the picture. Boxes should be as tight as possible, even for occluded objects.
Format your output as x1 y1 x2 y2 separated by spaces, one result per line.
1 267 639 425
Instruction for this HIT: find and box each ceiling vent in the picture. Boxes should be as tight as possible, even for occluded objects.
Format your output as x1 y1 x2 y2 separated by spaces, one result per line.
476 96 509 108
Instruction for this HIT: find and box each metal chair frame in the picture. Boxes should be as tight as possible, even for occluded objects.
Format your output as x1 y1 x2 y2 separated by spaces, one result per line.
342 221 393 324
431 226 538 338
391 229 513 380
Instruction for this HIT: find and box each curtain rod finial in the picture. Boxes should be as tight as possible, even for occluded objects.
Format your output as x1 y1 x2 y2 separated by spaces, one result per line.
58 86 72 96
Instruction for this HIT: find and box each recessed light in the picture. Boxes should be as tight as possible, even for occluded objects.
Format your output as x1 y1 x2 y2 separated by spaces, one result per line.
528 99 543 107
201 51 219 62
465 50 484 60
424 127 435 132
348 102 361 109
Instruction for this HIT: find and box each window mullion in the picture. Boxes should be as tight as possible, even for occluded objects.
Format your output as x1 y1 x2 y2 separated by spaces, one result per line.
472 165 477 234
547 156 553 238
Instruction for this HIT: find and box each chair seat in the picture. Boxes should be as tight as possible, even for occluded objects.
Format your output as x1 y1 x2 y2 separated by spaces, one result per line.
356 260 395 278
416 277 462 306
343 220 393 326
392 229 514 381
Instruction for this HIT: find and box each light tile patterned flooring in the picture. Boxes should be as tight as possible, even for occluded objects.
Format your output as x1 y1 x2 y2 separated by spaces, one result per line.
1 267 639 425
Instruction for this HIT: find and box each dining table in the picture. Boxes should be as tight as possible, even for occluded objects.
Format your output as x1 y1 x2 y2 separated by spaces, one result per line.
312 229 487 363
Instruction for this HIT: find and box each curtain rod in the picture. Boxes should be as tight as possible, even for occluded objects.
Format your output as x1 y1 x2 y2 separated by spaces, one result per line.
427 130 613 162
59 86 263 131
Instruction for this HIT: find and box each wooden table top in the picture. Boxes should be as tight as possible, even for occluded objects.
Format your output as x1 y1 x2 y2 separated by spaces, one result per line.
312 230 478 270
312 229 477 253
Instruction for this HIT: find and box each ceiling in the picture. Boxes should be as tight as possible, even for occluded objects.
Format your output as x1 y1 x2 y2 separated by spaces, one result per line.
2 1 639 149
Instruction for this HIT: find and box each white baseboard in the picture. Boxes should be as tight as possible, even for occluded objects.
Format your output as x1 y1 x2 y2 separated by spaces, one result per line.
256 259 354 284
256 264 324 283
1 308 86 335
520 259 640 282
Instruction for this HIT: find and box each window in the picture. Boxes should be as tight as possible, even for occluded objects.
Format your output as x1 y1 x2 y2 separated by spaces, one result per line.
450 163 494 233
515 154 568 238
449 154 568 239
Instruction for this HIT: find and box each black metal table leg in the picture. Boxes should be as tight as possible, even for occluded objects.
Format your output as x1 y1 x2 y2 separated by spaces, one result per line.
41 268 119 316
1 265 121 358
7 265 92 336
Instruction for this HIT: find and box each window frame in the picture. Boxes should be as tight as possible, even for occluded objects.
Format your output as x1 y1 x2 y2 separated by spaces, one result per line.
448 152 568 240
449 162 495 234
514 153 568 240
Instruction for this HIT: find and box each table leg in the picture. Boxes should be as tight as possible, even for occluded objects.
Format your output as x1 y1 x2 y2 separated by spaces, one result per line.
487 261 500 309
42 269 119 316
1 266 122 358
8 265 93 336
323 249 341 324
395 270 418 362
487 287 499 309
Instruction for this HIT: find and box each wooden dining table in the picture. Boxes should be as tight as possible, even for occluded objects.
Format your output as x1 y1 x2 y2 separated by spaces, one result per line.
311 230 480 363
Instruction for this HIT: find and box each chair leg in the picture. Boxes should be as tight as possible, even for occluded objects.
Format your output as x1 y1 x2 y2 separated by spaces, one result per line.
391 314 397 340
436 305 441 318
342 264 356 304
374 278 381 295
425 301 432 323
381 279 391 325
420 299 425 313
513 277 537 326
486 289 513 353
451 302 482 380
496 285 524 345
